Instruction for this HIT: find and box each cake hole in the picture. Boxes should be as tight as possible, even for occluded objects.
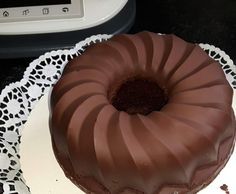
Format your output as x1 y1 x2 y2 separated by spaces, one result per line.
110 77 168 115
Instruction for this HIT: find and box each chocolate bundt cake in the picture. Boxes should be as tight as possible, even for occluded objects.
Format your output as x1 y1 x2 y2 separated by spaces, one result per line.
49 31 236 194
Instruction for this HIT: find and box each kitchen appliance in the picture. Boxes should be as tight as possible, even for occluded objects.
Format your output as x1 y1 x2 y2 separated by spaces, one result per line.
0 0 136 58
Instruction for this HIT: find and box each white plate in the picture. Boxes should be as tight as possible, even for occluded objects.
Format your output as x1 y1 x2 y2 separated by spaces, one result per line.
20 91 236 194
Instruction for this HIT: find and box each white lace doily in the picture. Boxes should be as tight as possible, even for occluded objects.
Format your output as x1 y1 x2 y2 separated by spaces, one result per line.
0 34 235 194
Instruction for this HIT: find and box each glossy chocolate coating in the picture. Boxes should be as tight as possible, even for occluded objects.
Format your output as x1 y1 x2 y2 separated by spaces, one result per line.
49 31 236 194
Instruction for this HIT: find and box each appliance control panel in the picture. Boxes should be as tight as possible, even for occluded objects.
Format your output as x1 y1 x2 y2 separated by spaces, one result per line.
0 0 83 22
0 0 128 35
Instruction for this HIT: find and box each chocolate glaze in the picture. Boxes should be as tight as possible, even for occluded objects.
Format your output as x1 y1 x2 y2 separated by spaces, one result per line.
49 31 236 194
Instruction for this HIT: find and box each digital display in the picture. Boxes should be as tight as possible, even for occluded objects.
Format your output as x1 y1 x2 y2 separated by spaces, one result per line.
0 0 71 8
